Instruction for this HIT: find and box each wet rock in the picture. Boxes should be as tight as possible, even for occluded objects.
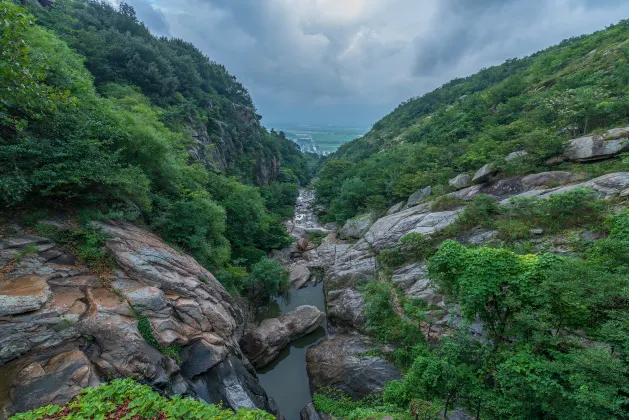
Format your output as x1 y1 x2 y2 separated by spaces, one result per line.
472 164 497 184
240 305 325 368
565 127 629 161
327 288 366 330
306 334 401 399
6 350 99 417
301 403 322 420
505 150 528 161
386 201 406 216
406 186 432 208
339 213 374 240
449 174 471 190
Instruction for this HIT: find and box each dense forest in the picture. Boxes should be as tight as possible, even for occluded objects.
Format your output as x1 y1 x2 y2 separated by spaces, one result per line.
1 0 314 300
316 19 629 223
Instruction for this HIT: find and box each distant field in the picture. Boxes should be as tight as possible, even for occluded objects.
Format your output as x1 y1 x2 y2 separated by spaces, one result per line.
268 124 368 154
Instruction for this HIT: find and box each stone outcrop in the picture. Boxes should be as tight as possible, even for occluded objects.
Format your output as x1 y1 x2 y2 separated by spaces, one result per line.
565 127 629 162
386 201 405 216
505 150 528 161
306 334 401 399
240 306 325 368
339 213 374 240
0 221 278 418
327 288 367 331
472 163 497 184
406 186 432 208
449 174 471 190
3 349 99 416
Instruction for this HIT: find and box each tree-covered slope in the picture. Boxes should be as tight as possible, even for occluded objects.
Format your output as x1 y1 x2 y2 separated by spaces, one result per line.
316 19 629 222
0 0 310 295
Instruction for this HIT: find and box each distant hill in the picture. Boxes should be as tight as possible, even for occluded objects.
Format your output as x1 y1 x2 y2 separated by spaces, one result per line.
316 19 629 222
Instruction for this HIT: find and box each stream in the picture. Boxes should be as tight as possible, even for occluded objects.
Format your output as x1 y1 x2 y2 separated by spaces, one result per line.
255 189 329 420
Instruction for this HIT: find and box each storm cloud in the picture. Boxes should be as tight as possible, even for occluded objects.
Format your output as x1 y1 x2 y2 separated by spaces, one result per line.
119 0 629 126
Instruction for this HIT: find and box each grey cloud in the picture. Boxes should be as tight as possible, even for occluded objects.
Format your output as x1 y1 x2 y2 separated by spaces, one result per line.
121 0 629 127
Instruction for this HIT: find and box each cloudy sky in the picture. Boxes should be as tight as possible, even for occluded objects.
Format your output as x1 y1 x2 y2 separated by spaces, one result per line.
111 0 629 128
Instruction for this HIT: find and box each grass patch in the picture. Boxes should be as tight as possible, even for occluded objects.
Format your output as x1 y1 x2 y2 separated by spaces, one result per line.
313 389 420 420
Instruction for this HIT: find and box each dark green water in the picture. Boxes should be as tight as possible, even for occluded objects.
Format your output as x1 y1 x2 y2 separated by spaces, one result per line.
256 283 327 420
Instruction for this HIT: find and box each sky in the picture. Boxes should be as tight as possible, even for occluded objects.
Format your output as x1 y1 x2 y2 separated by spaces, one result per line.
110 0 629 128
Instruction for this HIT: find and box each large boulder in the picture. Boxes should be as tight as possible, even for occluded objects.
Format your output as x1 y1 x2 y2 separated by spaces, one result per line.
364 206 461 252
327 288 366 331
306 334 401 399
392 263 444 306
0 221 278 416
339 213 374 240
406 186 432 208
3 350 99 416
505 150 528 161
289 262 311 289
449 174 471 190
565 127 629 162
240 305 325 368
386 201 406 216
472 164 497 184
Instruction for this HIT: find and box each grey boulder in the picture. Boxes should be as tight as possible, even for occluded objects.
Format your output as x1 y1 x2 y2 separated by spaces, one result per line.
449 174 471 190
240 305 325 368
565 127 629 162
339 213 374 240
406 186 432 208
472 164 497 184
306 334 401 399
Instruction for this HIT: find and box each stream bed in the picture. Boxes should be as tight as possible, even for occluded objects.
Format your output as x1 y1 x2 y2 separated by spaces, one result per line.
256 283 327 420
255 189 329 420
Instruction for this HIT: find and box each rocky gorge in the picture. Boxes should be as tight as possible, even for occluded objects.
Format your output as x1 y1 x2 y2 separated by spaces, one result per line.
2 129 629 420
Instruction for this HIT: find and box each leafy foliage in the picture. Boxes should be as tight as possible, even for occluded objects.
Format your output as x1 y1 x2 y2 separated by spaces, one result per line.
10 378 273 420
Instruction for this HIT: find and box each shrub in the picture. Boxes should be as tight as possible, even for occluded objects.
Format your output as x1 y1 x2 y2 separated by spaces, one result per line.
430 195 465 212
244 257 289 300
9 378 273 420
136 313 182 364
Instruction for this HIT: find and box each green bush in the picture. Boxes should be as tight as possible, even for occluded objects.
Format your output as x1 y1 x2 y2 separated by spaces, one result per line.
9 378 273 420
244 257 289 300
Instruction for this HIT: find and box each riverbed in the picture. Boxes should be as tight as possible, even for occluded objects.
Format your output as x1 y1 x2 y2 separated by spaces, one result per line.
255 189 329 420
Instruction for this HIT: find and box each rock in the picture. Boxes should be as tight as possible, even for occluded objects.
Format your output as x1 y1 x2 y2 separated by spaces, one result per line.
449 174 471 190
327 288 366 330
521 171 584 189
530 229 544 235
0 221 277 414
300 403 323 420
392 263 443 306
386 201 406 216
472 164 497 184
364 206 461 252
406 186 432 208
0 275 52 316
240 305 325 368
297 237 310 252
339 213 374 240
505 150 528 161
565 127 629 162
289 263 311 289
198 355 280 415
306 334 401 399
5 350 99 417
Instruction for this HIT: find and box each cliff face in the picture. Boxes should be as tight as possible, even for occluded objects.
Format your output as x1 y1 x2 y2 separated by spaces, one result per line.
0 221 278 419
188 103 280 185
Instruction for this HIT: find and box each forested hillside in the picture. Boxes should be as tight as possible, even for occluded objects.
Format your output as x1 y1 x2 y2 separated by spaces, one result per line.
316 19 629 222
1 0 312 294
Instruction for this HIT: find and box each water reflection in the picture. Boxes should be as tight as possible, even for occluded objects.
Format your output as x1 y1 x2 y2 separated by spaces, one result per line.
256 283 327 420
